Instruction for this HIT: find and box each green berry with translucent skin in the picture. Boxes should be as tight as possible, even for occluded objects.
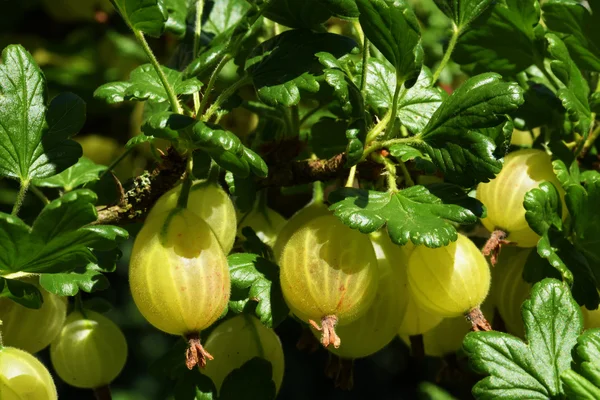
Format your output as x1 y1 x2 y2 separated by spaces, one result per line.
0 346 58 400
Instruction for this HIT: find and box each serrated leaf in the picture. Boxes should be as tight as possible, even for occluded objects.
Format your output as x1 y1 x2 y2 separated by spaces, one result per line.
345 120 366 167
542 0 600 72
317 55 364 120
219 358 276 400
432 0 494 32
174 368 216 400
245 30 357 107
321 0 359 19
356 0 423 84
33 157 107 191
126 134 155 150
571 329 600 389
547 33 592 139
0 190 128 275
364 59 444 133
412 73 524 186
0 278 42 308
329 186 478 248
225 172 257 213
566 175 600 267
192 122 267 178
389 143 425 162
262 0 332 29
164 0 190 37
142 111 196 141
110 0 168 37
0 45 83 182
454 0 543 75
561 369 600 399
227 253 288 328
425 182 486 219
203 0 250 35
464 278 582 399
524 181 563 236
94 64 202 104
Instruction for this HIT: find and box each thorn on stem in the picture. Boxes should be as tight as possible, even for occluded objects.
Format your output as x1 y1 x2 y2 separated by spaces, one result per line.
482 229 510 266
185 334 213 370
309 315 341 348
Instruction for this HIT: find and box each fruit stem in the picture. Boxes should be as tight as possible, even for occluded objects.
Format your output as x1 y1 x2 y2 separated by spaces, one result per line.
466 307 492 332
312 181 324 205
11 179 30 216
309 315 341 348
0 320 4 348
482 229 510 266
432 24 459 84
177 157 194 209
345 165 357 187
185 333 214 369
94 385 112 400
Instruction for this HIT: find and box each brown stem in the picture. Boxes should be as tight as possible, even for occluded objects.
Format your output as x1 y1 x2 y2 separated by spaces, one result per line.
466 307 492 332
324 354 354 390
482 229 510 266
409 334 425 370
94 385 112 400
309 315 341 348
185 333 213 370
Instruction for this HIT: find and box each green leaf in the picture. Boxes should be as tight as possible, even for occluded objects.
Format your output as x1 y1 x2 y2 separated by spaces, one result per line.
547 33 592 138
110 0 168 37
227 253 289 328
219 358 276 400
0 190 128 275
571 329 600 389
417 382 458 400
262 0 332 29
0 278 42 308
142 111 196 141
364 59 444 133
356 0 423 83
412 73 525 186
561 369 600 399
0 45 83 182
94 64 203 104
432 0 494 32
203 0 250 35
389 143 425 162
245 30 357 107
464 278 582 399
566 174 600 266
454 0 543 75
225 172 257 213
33 157 107 191
425 182 486 219
192 122 267 178
125 134 155 150
317 54 364 120
329 186 478 248
344 120 367 167
321 0 360 19
164 0 190 37
174 369 216 400
524 182 563 236
542 0 600 72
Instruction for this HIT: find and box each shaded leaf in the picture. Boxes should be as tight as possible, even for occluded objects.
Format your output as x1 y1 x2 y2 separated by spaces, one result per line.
262 0 332 29
203 0 250 35
110 0 168 37
0 278 42 308
219 358 276 400
432 0 494 32
33 157 107 191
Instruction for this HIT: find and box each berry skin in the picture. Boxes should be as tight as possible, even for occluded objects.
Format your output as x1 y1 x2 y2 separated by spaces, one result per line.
50 310 127 389
147 180 237 254
407 234 491 318
477 149 565 247
203 315 285 393
0 346 58 400
0 281 67 353
129 209 230 336
273 202 329 261
313 231 405 359
280 215 378 348
238 207 286 247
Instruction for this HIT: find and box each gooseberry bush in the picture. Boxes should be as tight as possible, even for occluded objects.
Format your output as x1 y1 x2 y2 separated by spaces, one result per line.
2 0 600 399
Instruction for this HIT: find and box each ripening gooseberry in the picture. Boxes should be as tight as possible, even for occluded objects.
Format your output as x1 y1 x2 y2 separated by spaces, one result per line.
400 301 494 357
376 235 445 336
0 280 67 353
129 208 230 368
407 234 491 319
280 215 378 348
238 206 286 247
477 149 565 247
203 315 284 393
50 310 127 389
147 180 237 254
491 247 532 337
583 306 600 330
312 232 404 358
273 201 329 261
0 346 58 400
